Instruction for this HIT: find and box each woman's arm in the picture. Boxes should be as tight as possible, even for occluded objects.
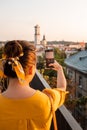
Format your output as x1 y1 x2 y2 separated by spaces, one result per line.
49 61 67 91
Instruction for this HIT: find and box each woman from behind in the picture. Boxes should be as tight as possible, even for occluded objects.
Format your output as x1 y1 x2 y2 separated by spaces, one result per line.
0 40 67 130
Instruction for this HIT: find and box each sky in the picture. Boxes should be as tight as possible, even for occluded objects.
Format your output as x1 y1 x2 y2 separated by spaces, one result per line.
0 0 87 42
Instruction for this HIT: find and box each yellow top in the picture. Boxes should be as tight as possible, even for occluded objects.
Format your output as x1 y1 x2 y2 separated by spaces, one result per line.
0 88 67 130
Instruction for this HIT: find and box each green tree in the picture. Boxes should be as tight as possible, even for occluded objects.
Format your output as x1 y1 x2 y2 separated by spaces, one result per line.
54 48 66 66
37 56 45 74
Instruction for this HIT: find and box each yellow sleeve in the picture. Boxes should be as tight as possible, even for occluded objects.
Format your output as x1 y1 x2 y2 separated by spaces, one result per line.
43 88 68 111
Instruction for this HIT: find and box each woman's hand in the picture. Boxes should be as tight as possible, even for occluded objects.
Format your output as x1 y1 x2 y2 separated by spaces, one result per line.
49 60 63 71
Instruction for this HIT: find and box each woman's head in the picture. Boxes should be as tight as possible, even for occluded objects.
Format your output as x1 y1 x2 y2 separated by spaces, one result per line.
3 40 36 79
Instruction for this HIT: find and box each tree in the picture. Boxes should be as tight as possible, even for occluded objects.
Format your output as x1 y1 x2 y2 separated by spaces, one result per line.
37 56 45 74
54 48 66 66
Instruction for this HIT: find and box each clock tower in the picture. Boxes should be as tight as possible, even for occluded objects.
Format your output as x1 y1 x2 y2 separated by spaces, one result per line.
34 25 40 46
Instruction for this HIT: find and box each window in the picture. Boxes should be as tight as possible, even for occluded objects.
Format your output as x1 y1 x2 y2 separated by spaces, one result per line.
79 76 83 88
68 69 73 79
78 93 82 98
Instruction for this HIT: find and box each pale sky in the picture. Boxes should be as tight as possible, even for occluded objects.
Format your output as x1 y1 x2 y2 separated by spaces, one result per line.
0 0 87 42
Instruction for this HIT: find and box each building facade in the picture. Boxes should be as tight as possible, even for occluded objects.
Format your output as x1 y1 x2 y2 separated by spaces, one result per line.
65 50 87 96
65 50 87 130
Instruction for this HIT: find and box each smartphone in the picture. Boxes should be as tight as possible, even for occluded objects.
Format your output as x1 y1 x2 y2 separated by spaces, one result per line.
45 48 54 68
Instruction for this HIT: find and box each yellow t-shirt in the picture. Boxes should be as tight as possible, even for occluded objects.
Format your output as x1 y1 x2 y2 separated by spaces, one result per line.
0 88 67 130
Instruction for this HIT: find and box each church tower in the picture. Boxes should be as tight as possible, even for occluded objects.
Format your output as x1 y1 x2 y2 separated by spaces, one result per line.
34 25 40 46
41 35 47 47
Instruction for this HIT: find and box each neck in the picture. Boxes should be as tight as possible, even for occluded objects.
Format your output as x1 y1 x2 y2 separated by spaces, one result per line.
7 78 30 91
2 78 36 98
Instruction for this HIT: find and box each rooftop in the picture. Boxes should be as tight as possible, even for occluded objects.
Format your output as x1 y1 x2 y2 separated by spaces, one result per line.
65 50 87 74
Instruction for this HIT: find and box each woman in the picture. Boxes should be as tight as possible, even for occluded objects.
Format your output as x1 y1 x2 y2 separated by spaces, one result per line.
0 40 67 130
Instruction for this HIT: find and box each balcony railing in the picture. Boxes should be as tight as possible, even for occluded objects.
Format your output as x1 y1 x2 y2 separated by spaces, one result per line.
30 70 83 130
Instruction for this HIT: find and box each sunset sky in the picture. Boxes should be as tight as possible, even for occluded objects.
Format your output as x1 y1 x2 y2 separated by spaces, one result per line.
0 0 87 42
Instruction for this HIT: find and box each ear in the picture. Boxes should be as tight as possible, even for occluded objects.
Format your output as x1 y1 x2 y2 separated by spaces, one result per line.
29 66 33 75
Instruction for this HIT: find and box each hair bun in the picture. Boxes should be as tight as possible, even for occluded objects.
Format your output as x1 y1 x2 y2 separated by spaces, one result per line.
4 40 23 58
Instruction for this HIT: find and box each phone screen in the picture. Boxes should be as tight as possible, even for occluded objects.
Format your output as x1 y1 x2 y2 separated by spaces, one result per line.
45 50 54 59
45 49 54 68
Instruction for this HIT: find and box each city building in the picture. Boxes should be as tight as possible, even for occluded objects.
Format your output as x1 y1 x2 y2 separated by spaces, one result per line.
65 49 87 129
65 50 87 96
